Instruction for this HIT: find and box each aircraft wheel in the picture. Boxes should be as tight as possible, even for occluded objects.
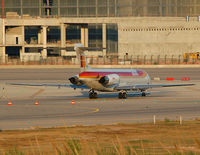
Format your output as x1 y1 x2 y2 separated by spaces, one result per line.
141 92 146 97
89 92 93 99
89 92 98 99
93 92 98 99
122 92 127 99
118 92 127 99
118 92 123 99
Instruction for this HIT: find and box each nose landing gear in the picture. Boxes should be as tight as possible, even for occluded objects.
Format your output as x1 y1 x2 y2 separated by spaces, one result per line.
118 91 127 99
141 91 146 97
89 89 98 99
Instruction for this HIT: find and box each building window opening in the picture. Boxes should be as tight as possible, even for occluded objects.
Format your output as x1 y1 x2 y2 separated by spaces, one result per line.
66 25 81 43
16 37 18 44
43 0 53 16
106 24 118 54
6 47 20 57
47 26 61 44
47 49 60 57
89 24 102 48
25 26 40 44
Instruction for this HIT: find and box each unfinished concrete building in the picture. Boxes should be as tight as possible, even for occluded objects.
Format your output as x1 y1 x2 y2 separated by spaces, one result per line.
1 0 200 63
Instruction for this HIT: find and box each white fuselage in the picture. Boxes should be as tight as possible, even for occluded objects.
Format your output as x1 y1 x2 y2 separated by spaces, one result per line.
78 68 151 92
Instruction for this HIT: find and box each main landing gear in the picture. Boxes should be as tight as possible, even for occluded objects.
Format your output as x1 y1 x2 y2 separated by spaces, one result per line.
118 91 127 99
141 91 146 97
118 91 147 99
89 90 98 99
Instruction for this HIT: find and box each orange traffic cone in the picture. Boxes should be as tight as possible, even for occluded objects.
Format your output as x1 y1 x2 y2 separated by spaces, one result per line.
71 100 75 105
8 100 12 105
34 100 39 105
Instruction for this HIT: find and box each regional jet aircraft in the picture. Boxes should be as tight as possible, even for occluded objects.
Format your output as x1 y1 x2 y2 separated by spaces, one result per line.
9 43 194 99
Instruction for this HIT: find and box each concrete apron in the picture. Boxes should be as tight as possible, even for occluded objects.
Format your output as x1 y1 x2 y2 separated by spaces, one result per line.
0 64 200 69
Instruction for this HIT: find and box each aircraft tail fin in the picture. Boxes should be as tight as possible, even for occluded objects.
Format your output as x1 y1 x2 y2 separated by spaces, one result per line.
74 43 90 71
74 43 105 72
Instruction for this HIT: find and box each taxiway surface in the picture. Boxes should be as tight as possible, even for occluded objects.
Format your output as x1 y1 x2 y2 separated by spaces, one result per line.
0 68 199 130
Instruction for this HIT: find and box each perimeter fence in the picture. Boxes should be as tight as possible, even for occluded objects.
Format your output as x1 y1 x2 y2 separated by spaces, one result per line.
0 55 199 65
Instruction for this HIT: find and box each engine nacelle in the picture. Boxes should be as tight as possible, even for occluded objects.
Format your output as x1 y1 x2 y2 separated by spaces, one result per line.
69 76 83 86
99 74 120 86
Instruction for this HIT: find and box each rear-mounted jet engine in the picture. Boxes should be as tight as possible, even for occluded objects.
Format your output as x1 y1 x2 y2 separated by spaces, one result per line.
69 76 83 86
99 74 120 86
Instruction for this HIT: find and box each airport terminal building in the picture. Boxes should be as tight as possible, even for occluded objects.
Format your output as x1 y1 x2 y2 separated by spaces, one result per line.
1 0 200 63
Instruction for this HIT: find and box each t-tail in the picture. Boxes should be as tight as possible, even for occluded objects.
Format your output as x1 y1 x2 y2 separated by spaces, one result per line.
74 43 91 72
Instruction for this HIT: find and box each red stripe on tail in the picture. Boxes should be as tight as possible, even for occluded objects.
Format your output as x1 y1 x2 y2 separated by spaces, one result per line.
80 55 83 67
80 55 86 68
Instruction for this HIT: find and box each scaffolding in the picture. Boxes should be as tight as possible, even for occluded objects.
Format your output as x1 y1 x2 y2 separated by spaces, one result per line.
0 0 200 18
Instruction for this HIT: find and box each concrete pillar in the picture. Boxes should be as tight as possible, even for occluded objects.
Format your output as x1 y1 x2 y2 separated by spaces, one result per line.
47 0 50 16
20 47 24 54
114 0 117 16
20 0 23 17
194 0 197 16
21 26 25 45
143 0 148 16
166 0 169 16
85 26 88 47
20 26 25 57
81 26 85 46
131 0 134 16
95 0 98 17
173 0 178 17
1 19 6 63
102 23 106 56
0 47 6 64
81 25 88 47
39 0 42 17
107 0 109 17
159 0 162 16
58 0 60 17
2 20 5 45
42 26 47 59
61 23 66 56
77 0 79 17
38 28 42 44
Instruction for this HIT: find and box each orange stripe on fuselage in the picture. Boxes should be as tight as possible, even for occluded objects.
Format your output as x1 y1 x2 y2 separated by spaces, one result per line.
79 76 101 78
79 71 147 78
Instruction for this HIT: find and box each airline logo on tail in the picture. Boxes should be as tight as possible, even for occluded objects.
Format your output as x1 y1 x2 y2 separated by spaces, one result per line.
74 43 90 71
80 55 86 68
74 43 106 71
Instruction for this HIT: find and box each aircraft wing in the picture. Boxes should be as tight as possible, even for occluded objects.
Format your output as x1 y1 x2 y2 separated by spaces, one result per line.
8 83 89 89
115 83 194 91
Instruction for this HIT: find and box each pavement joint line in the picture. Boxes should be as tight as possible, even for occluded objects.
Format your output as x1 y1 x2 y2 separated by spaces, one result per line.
8 85 44 90
1 96 199 103
31 107 100 118
30 89 45 98
186 87 200 91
